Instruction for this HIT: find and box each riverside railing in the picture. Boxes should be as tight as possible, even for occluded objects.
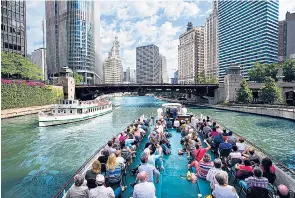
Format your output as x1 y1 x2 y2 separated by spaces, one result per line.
53 114 154 198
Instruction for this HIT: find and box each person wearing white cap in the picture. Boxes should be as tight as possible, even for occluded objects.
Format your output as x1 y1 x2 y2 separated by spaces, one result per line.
89 174 115 198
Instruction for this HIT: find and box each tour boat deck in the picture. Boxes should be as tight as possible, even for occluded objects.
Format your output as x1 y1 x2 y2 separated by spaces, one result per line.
121 126 247 198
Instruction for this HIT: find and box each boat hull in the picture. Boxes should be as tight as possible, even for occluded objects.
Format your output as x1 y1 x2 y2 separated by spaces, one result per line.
38 108 112 127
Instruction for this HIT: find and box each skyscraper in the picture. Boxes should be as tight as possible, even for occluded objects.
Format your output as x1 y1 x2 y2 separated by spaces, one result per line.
30 48 46 80
286 12 295 59
1 0 26 56
103 37 123 84
218 0 278 81
278 20 287 61
136 44 161 84
160 54 169 83
46 1 102 84
204 1 218 79
178 23 204 84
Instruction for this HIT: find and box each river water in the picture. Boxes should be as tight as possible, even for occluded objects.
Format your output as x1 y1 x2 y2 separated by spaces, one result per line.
1 96 295 198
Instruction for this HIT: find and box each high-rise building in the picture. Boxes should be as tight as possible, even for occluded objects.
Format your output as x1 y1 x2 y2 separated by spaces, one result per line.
286 12 295 59
178 23 204 84
160 54 169 83
204 1 218 79
278 20 287 61
103 37 123 84
126 67 131 82
218 0 279 81
30 48 46 80
136 44 161 84
46 1 102 84
129 68 136 83
171 70 178 84
1 0 26 56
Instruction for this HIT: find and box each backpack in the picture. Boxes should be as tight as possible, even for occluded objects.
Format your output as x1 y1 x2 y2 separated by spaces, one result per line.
161 144 171 155
121 147 131 161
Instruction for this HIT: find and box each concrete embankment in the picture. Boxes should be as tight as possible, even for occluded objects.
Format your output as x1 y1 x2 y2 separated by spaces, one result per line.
1 105 51 119
161 98 295 121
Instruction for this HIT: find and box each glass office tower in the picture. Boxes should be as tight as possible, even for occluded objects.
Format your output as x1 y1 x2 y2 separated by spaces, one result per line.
218 0 279 81
46 1 102 84
1 0 27 56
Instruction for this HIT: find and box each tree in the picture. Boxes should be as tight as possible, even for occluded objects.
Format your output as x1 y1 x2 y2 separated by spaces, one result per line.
282 59 295 82
209 77 219 84
73 72 83 85
248 62 267 82
260 77 282 104
265 63 280 81
236 78 253 103
1 52 43 80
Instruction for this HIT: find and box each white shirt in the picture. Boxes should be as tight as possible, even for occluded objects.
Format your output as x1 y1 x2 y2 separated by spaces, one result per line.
89 185 115 198
229 152 242 159
174 120 180 127
212 184 239 198
116 157 125 168
206 168 228 189
236 142 247 152
133 182 156 198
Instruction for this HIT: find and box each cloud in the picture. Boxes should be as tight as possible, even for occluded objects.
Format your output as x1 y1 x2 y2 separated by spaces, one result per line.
162 1 200 20
279 0 295 20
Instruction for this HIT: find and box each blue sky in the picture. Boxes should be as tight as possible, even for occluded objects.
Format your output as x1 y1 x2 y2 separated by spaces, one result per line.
27 0 295 78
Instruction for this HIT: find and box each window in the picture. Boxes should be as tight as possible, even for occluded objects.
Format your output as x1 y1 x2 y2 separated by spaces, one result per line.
58 110 60 113
53 110 55 113
64 110 66 113
70 110 72 113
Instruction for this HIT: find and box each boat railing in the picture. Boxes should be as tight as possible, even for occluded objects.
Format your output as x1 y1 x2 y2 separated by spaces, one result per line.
208 117 295 178
53 114 152 198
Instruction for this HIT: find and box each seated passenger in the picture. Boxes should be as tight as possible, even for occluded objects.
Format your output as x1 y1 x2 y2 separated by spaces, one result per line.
98 149 110 164
236 138 247 153
239 166 269 190
133 171 156 198
242 147 260 165
222 129 229 137
219 138 233 150
227 145 243 167
206 159 228 189
194 139 211 162
235 159 253 173
133 128 142 142
261 157 276 184
120 141 135 165
66 174 89 198
105 141 117 154
115 150 125 169
277 184 291 198
173 118 180 128
203 123 213 137
212 172 239 198
227 131 237 145
90 174 115 198
106 154 123 188
85 160 102 189
188 153 214 179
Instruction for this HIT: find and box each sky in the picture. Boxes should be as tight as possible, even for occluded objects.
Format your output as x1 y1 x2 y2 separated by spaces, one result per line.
27 0 295 79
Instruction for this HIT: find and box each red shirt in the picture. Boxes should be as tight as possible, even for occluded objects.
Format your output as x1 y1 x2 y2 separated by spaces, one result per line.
239 165 253 172
194 148 208 162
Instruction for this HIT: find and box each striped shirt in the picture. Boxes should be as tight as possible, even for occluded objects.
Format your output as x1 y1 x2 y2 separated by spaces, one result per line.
198 161 214 179
245 176 269 189
106 164 122 184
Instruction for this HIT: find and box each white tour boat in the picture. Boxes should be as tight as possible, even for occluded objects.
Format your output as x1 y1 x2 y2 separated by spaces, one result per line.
38 99 112 127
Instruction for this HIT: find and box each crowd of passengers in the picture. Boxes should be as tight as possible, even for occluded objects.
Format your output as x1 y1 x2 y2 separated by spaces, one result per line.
66 115 172 198
65 114 293 198
178 116 293 198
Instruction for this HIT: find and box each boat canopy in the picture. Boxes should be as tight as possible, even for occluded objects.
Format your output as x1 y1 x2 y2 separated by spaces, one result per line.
161 103 182 108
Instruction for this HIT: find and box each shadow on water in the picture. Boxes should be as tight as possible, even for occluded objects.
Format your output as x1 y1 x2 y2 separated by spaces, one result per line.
255 120 283 129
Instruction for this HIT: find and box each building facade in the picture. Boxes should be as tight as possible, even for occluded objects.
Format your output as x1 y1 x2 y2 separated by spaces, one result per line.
46 1 102 84
30 48 46 80
171 70 178 84
129 68 136 83
1 0 26 56
286 12 295 59
278 20 287 61
160 54 169 83
218 0 279 81
136 44 161 84
178 23 204 84
103 37 123 84
204 1 218 79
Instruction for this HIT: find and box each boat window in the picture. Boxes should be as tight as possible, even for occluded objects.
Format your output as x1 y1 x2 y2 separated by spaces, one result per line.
64 110 66 113
69 101 72 104
70 110 72 113
53 110 55 113
66 101 68 104
58 110 60 113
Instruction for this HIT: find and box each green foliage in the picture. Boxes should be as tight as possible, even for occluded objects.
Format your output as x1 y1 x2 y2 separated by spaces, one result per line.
1 52 43 80
236 79 253 103
73 72 83 85
1 84 63 109
197 73 219 84
265 63 280 81
223 100 230 106
282 59 295 82
260 77 282 104
248 63 267 82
